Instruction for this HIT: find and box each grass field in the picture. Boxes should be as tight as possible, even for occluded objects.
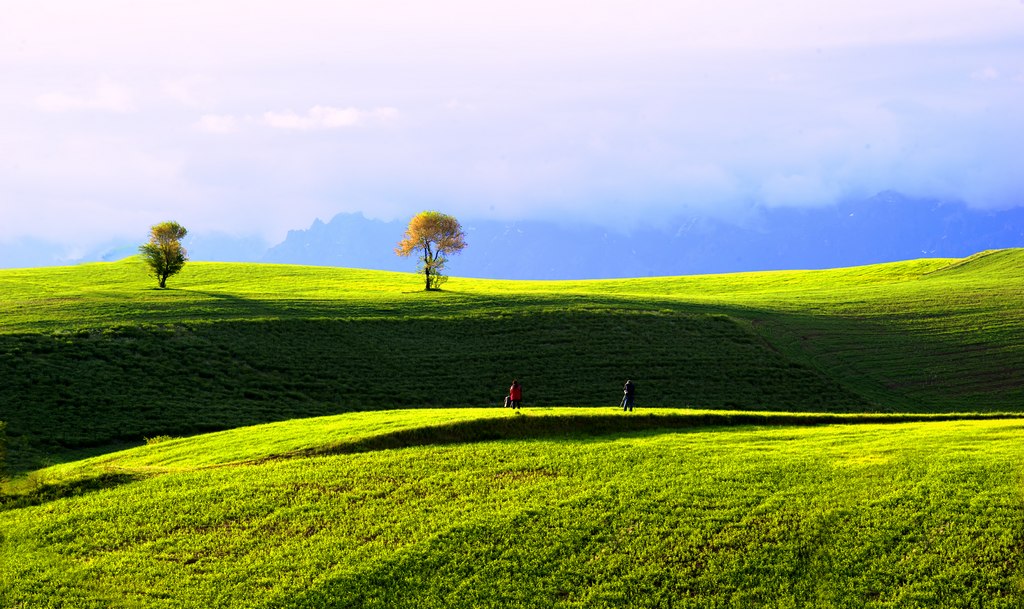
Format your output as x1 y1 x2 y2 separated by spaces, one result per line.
2 409 1023 608
2 250 1022 471
2 251 1023 606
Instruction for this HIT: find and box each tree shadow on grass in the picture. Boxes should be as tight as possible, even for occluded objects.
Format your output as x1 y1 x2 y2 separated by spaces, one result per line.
0 472 145 512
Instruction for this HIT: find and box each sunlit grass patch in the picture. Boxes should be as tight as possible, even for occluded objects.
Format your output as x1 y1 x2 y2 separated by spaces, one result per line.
2 415 1023 607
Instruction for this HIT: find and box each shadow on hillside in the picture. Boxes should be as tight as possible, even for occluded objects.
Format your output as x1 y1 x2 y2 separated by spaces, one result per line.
178 286 757 319
290 411 1022 461
0 472 145 512
180 289 304 318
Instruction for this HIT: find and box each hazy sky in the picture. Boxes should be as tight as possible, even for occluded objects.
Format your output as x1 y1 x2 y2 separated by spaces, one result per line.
2 0 1022 256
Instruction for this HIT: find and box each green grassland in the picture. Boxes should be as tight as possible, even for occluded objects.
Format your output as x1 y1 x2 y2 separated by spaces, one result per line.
1 250 1023 470
2 251 1024 606
2 410 1023 607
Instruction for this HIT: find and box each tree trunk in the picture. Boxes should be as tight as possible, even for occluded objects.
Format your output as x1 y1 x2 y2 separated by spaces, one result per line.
423 247 432 290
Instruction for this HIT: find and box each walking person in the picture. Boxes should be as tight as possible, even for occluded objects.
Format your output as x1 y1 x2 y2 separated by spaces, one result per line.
509 379 523 410
622 379 635 411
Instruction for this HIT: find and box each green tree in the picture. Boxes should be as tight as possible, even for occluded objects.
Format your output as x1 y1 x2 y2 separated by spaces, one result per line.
139 221 188 288
395 211 467 290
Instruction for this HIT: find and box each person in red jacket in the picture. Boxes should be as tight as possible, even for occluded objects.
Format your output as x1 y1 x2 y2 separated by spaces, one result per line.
508 379 523 409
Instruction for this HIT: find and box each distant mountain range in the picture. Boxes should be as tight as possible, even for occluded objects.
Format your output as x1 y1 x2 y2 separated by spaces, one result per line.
262 192 1024 279
5 191 1022 277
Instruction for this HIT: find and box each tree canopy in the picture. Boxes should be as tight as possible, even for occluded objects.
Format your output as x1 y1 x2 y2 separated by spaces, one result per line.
139 221 188 289
395 211 467 290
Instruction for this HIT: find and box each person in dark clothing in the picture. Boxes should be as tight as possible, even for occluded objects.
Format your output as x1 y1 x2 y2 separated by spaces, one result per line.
622 379 635 411
509 379 523 409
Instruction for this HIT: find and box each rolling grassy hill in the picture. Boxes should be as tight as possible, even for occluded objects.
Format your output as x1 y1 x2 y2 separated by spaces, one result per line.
1 249 1022 471
2 410 1023 607
2 251 1024 607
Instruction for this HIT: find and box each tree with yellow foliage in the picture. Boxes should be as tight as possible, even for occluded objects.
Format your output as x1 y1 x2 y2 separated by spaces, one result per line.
395 211 467 290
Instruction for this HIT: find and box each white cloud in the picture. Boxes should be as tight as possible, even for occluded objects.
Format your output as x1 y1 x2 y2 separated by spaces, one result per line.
760 174 842 209
192 105 400 135
444 98 478 112
4 0 1023 70
196 114 239 134
161 76 215 108
36 79 135 113
262 110 311 130
2 0 1023 260
262 105 399 130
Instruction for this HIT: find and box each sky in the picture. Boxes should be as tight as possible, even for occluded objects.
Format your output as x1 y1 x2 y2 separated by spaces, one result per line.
2 0 1023 261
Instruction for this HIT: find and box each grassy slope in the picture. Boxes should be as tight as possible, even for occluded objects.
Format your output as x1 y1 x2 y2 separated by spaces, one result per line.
3 253 1024 607
2 410 1023 608
2 250 1023 470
